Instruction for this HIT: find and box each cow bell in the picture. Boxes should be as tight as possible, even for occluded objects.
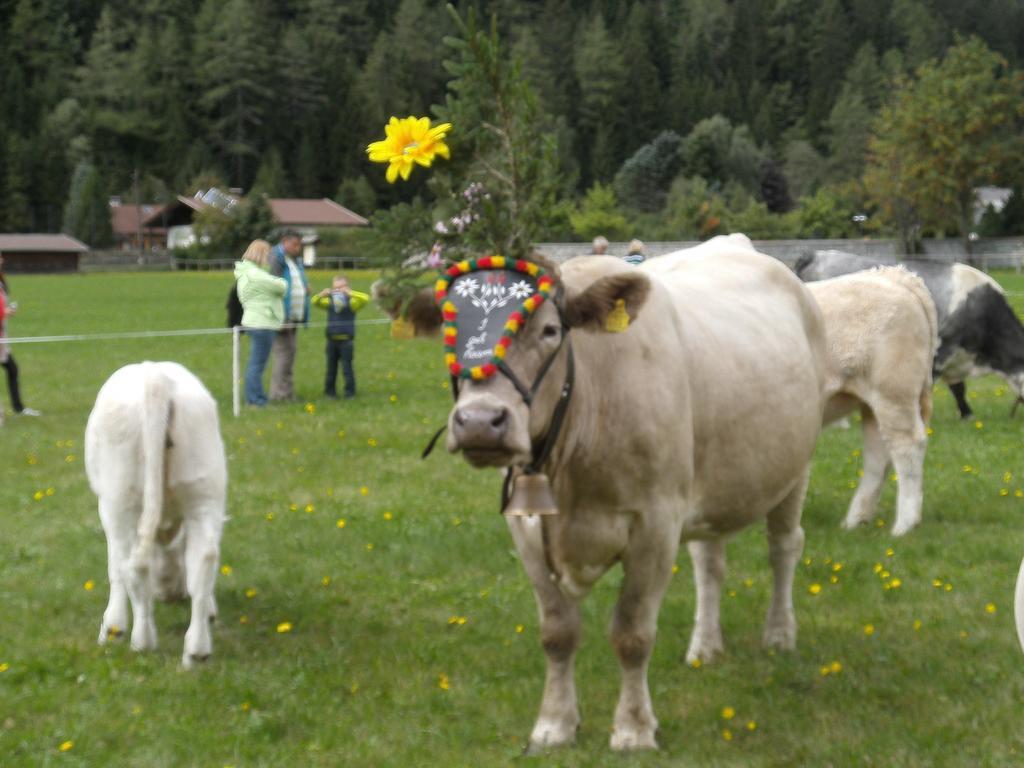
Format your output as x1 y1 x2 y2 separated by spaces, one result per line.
504 472 559 517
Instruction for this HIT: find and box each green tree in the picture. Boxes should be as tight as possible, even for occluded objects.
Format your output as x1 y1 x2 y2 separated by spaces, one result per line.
864 37 1024 255
0 134 32 231
614 130 683 212
251 148 290 197
826 84 873 182
573 13 628 185
783 139 825 199
569 183 633 241
335 176 377 219
195 0 272 186
888 0 947 71
62 160 113 246
806 0 851 133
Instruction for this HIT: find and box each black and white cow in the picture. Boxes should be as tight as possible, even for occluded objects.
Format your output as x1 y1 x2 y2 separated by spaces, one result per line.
794 250 1024 418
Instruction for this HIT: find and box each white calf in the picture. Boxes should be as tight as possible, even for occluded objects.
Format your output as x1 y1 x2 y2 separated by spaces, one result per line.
85 361 226 668
808 268 938 536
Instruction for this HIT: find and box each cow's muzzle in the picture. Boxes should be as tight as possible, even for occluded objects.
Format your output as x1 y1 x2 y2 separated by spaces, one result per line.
450 403 516 466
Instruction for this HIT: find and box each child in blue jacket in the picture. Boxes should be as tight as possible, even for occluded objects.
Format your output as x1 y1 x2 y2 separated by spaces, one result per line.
313 275 370 399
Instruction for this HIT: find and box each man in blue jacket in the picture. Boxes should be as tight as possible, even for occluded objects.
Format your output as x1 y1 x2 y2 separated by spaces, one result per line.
268 230 309 402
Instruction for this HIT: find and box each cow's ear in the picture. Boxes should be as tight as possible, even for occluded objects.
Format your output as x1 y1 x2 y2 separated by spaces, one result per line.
564 272 651 332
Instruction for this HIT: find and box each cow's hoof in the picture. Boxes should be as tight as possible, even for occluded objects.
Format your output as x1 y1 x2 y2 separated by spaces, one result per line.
841 515 868 531
610 727 658 751
763 624 797 651
891 518 920 537
130 622 157 652
181 652 211 671
525 719 577 754
98 624 125 644
685 632 723 664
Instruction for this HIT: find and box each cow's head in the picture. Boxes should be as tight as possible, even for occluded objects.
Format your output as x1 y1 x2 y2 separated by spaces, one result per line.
443 256 650 468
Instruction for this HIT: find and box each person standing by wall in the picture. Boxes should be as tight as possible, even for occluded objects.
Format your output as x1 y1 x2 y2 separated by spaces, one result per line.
591 235 609 255
234 239 286 407
313 275 369 399
268 230 309 402
0 255 40 417
623 239 646 265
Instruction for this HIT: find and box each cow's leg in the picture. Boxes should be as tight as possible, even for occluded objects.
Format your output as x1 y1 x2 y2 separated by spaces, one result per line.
685 539 725 664
876 401 928 537
609 527 676 751
506 516 581 752
98 497 132 644
948 380 972 419
125 541 157 652
181 512 222 669
843 409 889 530
153 524 187 603
763 472 808 650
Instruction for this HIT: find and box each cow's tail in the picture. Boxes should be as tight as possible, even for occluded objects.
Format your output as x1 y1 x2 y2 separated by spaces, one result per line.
135 363 173 565
1016 557 1024 654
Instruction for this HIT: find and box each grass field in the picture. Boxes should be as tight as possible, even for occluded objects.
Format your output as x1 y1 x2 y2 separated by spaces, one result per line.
1 267 1023 767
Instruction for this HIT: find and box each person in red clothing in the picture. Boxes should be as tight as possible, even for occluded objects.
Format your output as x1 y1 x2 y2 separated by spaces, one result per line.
0 255 40 417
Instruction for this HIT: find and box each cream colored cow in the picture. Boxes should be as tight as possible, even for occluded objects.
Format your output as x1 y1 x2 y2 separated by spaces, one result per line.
445 248 826 751
85 361 226 669
808 268 938 536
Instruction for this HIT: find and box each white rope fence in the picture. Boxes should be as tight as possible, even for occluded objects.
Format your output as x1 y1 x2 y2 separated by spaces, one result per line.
2 318 396 418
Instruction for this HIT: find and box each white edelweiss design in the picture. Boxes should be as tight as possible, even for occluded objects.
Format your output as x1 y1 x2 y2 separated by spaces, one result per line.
454 277 479 297
509 280 534 300
453 271 536 315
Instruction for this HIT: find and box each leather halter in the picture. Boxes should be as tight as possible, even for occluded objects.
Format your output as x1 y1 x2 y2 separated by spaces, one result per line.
422 289 576 497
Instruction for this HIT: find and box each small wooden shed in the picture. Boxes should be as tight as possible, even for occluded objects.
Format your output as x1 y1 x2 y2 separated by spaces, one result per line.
0 234 90 273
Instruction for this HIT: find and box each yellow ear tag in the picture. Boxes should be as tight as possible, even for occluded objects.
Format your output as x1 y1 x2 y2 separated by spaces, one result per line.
605 299 630 333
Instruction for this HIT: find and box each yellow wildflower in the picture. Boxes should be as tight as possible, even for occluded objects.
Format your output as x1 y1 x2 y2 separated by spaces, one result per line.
304 402 315 414
0 662 9 672
830 661 842 674
864 624 875 636
245 588 258 599
383 511 393 521
722 728 733 742
438 672 450 690
59 741 73 752
515 624 524 634
32 490 44 501
336 519 346 528
367 116 452 183
84 580 95 591
305 504 315 513
721 706 735 720
985 603 997 614
913 619 922 631
671 564 679 574
321 576 331 586
974 420 983 429
808 583 822 595
746 720 757 731
276 622 293 634
220 565 232 576
360 486 369 496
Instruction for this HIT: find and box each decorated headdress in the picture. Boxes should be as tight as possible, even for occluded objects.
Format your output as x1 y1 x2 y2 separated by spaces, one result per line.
434 256 555 381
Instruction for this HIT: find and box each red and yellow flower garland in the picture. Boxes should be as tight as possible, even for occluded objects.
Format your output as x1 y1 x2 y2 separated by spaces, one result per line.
435 256 555 380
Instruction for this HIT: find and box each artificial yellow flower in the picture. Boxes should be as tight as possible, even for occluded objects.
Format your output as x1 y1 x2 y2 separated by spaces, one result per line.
367 116 452 183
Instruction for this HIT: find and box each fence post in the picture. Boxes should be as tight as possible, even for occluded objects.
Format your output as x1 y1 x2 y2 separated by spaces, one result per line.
232 325 241 417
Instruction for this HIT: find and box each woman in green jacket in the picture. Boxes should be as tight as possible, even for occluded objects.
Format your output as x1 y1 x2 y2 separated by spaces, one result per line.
234 239 286 406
